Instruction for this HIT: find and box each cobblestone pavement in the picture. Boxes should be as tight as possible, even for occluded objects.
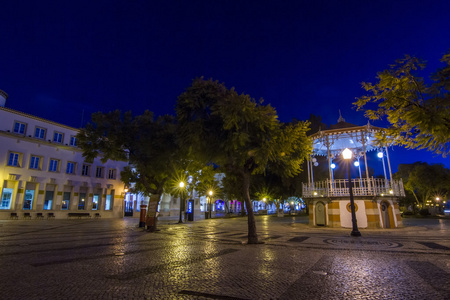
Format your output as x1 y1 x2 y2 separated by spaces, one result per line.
0 216 449 299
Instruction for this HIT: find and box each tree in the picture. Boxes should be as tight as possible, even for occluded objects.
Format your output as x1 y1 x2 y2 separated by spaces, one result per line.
169 161 220 222
354 50 450 156
394 162 450 209
176 78 311 244
77 110 178 231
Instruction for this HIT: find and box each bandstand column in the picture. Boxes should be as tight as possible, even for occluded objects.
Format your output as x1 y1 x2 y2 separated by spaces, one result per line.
326 135 333 188
361 131 371 193
385 146 393 183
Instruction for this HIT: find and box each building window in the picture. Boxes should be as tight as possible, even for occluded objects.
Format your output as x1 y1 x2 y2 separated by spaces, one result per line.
105 193 113 210
34 127 46 139
13 121 26 134
92 194 99 210
70 136 77 146
66 162 76 174
29 155 41 170
23 190 35 210
78 193 86 210
44 191 53 210
7 152 21 167
81 164 90 176
1 188 14 209
48 159 59 172
108 169 116 179
62 192 70 210
95 167 104 178
53 132 63 143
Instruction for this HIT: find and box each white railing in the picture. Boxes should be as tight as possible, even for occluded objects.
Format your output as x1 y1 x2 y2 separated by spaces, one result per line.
302 178 405 198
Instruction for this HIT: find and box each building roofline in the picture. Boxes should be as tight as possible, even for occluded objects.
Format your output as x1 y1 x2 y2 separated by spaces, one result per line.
0 106 81 132
309 123 385 139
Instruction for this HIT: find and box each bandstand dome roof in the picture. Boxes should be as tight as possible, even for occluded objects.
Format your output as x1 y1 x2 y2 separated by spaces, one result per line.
310 118 385 157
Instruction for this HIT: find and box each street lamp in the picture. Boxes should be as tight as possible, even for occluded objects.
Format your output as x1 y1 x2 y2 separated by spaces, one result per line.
208 190 213 219
178 181 185 223
343 148 361 237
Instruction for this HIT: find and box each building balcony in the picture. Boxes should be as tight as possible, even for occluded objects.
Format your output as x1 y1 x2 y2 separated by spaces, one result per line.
302 178 405 198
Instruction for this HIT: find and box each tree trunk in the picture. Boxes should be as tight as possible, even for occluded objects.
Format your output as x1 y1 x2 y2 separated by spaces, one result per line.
146 193 161 232
242 171 259 244
240 199 246 216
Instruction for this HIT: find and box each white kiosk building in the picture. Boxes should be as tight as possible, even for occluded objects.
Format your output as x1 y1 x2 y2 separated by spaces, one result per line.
302 116 405 228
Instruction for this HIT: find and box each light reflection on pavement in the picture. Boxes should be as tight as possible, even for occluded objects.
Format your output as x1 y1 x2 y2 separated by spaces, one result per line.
0 216 448 299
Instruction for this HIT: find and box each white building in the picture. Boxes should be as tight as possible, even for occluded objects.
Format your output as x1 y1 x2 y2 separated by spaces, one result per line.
0 90 128 219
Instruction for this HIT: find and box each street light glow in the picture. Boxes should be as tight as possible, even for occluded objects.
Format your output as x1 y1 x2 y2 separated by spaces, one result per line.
342 148 352 159
377 152 384 158
209 190 213 196
330 163 336 169
354 161 359 167
179 182 185 188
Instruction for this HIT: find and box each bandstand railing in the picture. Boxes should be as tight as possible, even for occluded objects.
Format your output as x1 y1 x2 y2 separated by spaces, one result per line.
302 178 405 198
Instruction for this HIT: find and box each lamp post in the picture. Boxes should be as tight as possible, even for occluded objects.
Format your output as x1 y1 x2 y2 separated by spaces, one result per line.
208 190 213 219
343 148 361 237
178 181 185 224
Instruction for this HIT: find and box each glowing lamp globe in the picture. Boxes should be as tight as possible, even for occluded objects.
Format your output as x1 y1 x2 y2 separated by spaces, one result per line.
342 148 352 160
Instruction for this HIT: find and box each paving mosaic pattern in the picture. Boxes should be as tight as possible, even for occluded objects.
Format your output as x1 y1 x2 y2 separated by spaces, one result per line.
0 216 449 299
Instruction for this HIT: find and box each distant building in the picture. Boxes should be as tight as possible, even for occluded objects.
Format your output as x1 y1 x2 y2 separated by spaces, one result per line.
0 89 128 219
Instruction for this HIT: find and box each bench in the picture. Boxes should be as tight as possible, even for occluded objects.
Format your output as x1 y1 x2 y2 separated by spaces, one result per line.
47 213 55 220
10 213 19 220
68 213 91 219
36 213 44 220
23 212 32 220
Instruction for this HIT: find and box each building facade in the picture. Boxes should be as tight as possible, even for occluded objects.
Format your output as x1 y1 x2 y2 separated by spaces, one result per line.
0 90 128 219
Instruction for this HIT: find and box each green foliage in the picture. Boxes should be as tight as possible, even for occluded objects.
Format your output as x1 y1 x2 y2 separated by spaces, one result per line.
355 50 450 156
177 78 312 178
77 110 178 196
176 78 312 243
394 162 450 208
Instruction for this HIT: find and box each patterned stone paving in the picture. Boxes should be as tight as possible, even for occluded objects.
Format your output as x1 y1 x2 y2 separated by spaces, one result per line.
0 216 449 299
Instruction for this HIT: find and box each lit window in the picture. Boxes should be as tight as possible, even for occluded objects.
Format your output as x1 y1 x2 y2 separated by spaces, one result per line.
23 190 35 210
70 136 77 146
62 192 70 210
7 152 20 167
95 167 104 178
92 194 99 210
105 194 113 210
29 156 40 170
34 127 46 139
1 188 14 209
44 191 53 210
49 159 59 172
81 164 90 176
53 132 63 143
78 193 86 210
13 121 26 134
66 162 75 174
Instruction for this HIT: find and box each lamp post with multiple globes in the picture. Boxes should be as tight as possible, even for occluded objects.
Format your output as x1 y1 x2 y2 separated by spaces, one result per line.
342 148 361 237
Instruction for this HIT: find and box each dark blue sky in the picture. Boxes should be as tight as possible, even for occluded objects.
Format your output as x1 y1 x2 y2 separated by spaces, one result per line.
1 1 449 172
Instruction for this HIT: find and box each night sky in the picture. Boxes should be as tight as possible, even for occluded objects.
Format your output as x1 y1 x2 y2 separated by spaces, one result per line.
1 1 449 172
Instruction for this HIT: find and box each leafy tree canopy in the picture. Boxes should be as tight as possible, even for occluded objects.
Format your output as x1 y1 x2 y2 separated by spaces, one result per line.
394 162 450 208
176 78 312 243
355 50 450 156
77 110 179 230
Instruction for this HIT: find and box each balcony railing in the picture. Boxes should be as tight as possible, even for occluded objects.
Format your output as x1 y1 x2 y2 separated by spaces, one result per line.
302 178 405 198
